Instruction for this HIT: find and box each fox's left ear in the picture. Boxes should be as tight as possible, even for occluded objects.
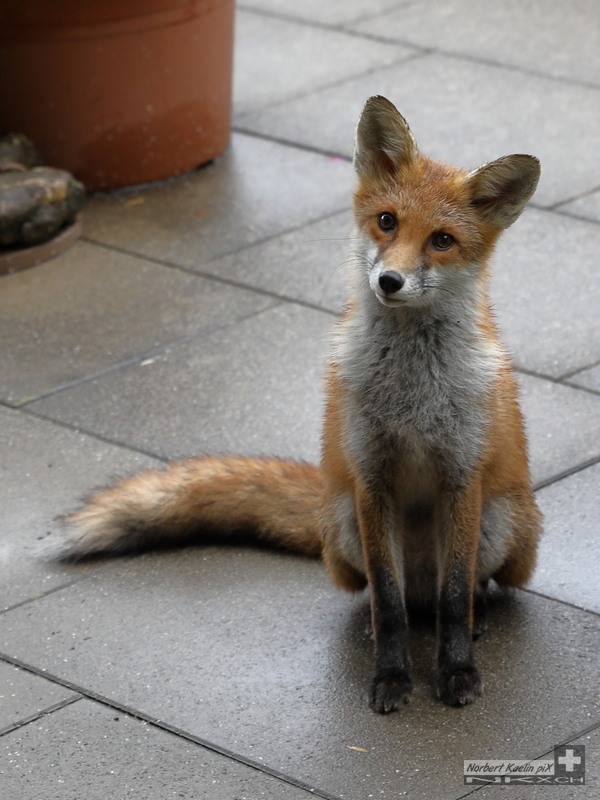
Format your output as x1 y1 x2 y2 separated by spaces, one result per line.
465 154 540 229
354 95 418 181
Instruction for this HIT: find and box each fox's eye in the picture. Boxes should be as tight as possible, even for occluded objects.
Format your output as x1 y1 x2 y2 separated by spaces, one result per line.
377 212 397 232
431 231 455 250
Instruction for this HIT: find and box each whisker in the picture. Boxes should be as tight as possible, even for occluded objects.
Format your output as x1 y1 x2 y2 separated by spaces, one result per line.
320 255 354 302
422 281 455 295
304 236 360 243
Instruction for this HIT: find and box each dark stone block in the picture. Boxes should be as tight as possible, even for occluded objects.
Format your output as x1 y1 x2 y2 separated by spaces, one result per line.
0 166 85 247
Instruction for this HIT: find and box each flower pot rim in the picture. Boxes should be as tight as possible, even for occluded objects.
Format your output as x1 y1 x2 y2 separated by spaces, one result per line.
0 0 228 42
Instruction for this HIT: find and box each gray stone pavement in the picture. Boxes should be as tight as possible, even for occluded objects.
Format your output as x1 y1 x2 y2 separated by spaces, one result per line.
1 1 600 797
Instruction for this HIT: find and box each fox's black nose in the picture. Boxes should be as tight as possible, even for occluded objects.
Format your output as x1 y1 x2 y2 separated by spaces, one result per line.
379 271 404 294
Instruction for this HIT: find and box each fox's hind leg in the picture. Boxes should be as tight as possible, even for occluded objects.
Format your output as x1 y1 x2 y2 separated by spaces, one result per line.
321 489 368 592
474 490 541 632
493 489 542 588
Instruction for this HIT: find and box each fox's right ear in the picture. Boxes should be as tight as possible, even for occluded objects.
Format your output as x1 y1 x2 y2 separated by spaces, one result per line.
465 154 541 229
354 96 418 181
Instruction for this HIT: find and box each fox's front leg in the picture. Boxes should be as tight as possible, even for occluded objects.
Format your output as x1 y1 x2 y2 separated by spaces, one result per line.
437 479 483 706
355 484 412 713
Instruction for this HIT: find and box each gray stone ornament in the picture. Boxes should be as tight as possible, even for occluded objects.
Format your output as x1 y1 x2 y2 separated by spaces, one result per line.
0 133 85 248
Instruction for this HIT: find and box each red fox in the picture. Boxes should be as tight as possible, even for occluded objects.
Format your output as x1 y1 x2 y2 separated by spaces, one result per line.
53 96 542 713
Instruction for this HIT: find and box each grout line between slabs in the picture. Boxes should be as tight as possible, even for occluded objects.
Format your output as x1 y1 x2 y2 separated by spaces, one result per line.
533 453 600 492
554 718 600 749
189 204 353 270
550 207 600 227
388 43 600 92
80 234 343 318
0 694 83 739
342 0 416 27
80 199 352 266
237 2 600 92
353 36 600 94
562 378 600 397
232 125 353 162
515 364 600 399
559 359 600 383
81 227 348 318
525 200 600 224
9 300 287 410
237 2 428 47
511 364 600 490
547 183 600 211
521 586 600 620
0 652 341 800
0 562 122 619
234 48 432 121
8 340 214 408
561 379 600 398
15 404 169 464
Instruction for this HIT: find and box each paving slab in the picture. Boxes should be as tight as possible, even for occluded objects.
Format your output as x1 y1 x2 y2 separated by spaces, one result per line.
197 209 353 313
82 133 353 268
1 547 599 800
233 8 417 117
0 405 161 612
0 697 317 799
0 240 274 407
28 304 333 464
517 373 600 487
472 727 600 798
490 208 600 378
349 0 600 86
236 54 600 207
529 462 600 613
558 189 600 224
0 660 79 733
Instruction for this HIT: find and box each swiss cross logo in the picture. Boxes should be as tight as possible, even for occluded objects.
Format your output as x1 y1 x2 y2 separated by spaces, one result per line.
554 745 585 782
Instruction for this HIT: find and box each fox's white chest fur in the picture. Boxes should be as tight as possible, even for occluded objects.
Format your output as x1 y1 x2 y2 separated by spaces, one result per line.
333 253 502 485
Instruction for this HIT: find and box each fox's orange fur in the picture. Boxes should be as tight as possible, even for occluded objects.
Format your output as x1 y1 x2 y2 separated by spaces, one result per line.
54 97 542 712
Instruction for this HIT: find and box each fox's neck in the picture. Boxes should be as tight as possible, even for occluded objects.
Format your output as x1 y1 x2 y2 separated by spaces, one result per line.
353 257 492 339
333 258 502 400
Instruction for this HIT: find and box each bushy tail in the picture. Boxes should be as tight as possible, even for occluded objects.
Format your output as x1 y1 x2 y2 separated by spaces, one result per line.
50 456 324 561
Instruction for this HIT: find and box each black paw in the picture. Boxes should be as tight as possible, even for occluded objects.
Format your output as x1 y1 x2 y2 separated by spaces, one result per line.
437 665 482 706
369 670 413 713
472 618 488 640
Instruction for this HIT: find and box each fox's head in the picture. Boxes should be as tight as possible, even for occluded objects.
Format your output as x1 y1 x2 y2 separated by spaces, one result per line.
352 96 540 308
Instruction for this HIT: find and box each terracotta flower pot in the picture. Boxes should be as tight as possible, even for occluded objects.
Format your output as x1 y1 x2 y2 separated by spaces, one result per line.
0 0 235 190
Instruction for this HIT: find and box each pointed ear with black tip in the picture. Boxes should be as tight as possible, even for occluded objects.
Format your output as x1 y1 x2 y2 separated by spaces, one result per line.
465 154 540 229
353 95 418 181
